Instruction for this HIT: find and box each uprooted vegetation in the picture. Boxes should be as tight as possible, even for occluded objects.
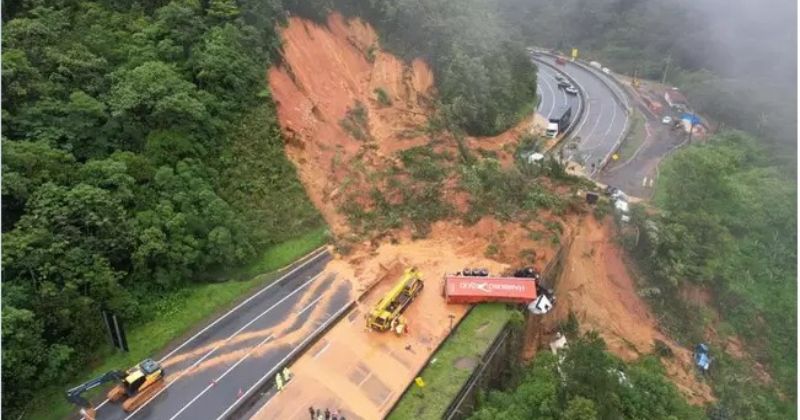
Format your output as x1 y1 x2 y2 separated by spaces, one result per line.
339 101 372 141
336 137 589 240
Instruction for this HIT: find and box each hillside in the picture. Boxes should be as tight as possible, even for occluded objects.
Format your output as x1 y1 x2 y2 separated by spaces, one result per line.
267 12 716 413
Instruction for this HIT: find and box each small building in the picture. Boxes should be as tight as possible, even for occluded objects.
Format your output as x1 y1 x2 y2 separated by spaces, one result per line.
664 88 688 111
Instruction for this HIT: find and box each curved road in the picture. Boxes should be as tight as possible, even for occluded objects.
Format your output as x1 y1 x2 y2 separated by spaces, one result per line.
534 54 629 177
536 63 579 121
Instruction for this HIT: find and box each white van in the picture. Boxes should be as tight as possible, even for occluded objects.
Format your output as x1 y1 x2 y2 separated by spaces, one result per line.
589 61 602 69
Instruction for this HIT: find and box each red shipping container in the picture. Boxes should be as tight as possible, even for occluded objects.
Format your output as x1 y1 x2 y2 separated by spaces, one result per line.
444 276 537 304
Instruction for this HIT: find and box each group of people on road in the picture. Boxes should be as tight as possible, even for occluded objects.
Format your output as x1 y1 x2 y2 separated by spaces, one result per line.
274 366 293 392
309 406 345 420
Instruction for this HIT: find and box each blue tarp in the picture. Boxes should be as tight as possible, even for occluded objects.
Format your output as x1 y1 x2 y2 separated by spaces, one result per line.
680 113 701 125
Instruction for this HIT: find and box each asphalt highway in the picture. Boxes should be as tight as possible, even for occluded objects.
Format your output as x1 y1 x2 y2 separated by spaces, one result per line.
536 63 579 121
92 248 350 420
534 55 628 176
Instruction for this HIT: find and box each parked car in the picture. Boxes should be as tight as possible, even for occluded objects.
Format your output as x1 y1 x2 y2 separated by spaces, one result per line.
662 116 673 125
602 67 611 74
565 86 579 95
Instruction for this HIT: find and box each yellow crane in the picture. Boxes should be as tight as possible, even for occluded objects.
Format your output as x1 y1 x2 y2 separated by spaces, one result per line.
366 267 424 334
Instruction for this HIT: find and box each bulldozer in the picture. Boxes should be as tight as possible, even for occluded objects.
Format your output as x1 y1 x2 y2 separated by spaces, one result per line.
66 358 165 419
366 267 424 335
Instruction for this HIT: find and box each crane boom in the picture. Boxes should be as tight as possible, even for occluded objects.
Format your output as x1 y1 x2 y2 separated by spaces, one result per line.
366 267 424 334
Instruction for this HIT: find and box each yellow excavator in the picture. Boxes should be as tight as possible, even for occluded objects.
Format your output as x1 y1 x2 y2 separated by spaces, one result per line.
366 267 424 334
66 358 165 419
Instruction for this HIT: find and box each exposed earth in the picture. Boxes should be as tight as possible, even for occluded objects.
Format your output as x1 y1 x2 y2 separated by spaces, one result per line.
266 11 719 414
544 216 715 404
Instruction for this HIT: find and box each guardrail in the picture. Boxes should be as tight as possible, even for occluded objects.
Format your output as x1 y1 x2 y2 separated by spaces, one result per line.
443 326 512 420
222 298 354 419
384 303 478 417
439 234 573 419
531 57 587 146
534 51 634 176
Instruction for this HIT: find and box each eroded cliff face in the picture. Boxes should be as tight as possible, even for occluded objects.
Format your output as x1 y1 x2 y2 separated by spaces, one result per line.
268 13 435 234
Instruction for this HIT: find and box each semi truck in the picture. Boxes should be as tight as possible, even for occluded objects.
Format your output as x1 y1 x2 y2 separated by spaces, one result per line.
546 105 572 138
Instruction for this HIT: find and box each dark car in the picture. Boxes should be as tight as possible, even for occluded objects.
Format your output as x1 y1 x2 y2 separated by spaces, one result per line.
557 80 571 89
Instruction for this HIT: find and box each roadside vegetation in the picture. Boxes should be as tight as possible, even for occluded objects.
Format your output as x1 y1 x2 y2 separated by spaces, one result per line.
22 227 327 420
2 1 323 417
470 331 705 420
388 304 514 420
624 131 796 418
499 0 796 416
497 0 796 165
286 0 538 136
338 137 585 239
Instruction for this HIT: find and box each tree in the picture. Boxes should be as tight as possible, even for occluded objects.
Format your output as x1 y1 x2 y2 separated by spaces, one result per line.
564 397 599 420
108 60 209 144
2 140 76 229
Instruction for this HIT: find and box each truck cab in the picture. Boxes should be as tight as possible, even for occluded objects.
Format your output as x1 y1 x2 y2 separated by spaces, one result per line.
546 122 560 138
545 105 572 138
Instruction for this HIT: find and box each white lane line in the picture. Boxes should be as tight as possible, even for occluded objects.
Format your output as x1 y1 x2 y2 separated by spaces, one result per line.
573 98 592 137
213 303 353 420
296 295 324 316
90 247 328 414
357 371 373 387
123 273 324 419
540 73 557 118
168 334 276 420
602 94 618 139
312 341 332 359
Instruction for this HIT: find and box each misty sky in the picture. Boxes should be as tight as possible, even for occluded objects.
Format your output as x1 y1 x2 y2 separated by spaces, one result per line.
679 0 796 86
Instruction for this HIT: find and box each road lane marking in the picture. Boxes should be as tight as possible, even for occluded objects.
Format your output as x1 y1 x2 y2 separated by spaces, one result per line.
312 341 332 359
123 273 324 419
296 295 324 316
572 98 593 139
90 247 328 415
602 93 618 139
214 302 353 420
168 334 276 420
541 75 557 118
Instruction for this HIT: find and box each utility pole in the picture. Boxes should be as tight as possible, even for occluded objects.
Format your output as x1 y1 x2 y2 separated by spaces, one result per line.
661 53 672 85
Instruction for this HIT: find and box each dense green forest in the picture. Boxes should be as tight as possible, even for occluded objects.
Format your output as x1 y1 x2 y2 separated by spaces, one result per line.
497 0 797 163
1 0 326 416
470 331 705 420
1 0 542 416
289 0 538 136
627 131 796 419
